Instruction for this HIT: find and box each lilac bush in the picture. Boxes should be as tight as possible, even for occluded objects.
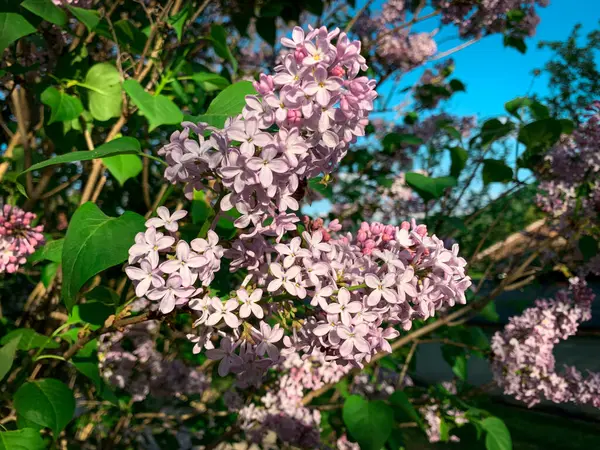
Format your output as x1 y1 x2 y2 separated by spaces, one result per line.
1 1 597 449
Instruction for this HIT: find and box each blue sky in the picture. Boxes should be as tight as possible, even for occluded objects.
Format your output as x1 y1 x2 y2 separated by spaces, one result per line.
305 1 600 215
381 0 600 120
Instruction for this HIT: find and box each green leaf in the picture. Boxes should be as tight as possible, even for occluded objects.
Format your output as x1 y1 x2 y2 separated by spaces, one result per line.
41 87 83 125
123 79 183 131
0 328 59 351
83 63 122 121
61 202 146 311
14 379 76 437
112 19 147 53
482 159 513 185
481 417 512 450
0 429 45 450
168 6 189 41
480 119 514 147
192 190 213 225
71 340 117 403
67 6 100 31
194 81 256 128
405 172 457 202
449 78 466 92
308 176 333 200
389 391 424 429
256 16 276 46
29 238 64 264
386 429 405 450
209 24 238 73
70 301 114 328
342 395 394 450
102 154 142 186
191 72 231 92
21 137 141 175
518 118 564 154
41 262 59 288
84 285 119 306
382 133 423 153
503 35 526 54
0 337 20 382
479 301 500 322
505 97 549 120
0 13 36 54
578 235 599 262
22 0 67 26
442 345 468 380
449 146 468 178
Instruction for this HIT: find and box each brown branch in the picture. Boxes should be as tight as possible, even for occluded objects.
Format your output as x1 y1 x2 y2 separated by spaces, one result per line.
62 312 155 361
344 0 376 33
40 174 82 199
0 131 21 181
398 340 418 387
188 0 212 26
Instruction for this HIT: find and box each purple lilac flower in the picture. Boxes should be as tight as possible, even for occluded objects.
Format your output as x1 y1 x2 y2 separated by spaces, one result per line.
0 204 44 274
491 278 599 408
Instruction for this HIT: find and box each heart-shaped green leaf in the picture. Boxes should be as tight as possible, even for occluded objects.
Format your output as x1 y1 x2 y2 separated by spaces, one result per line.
0 429 45 450
0 13 36 54
83 63 122 121
61 202 145 311
123 79 183 131
102 154 143 186
14 379 75 437
41 87 83 125
192 81 256 128
342 395 394 450
405 172 457 202
22 0 67 26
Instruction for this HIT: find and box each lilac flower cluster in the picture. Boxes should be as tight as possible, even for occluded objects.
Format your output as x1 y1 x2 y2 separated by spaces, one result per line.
127 25 471 388
52 0 92 6
0 204 44 274
419 382 468 443
536 103 600 235
378 31 438 72
228 351 350 448
98 321 209 402
435 0 549 38
184 216 470 385
126 206 224 314
159 25 376 221
491 278 600 408
354 2 437 72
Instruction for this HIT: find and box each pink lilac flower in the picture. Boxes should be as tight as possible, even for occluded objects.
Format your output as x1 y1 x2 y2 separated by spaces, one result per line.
206 337 243 376
536 103 600 239
491 278 599 408
98 321 209 402
158 25 377 222
238 288 264 319
231 351 351 448
0 204 44 274
124 26 472 389
145 206 187 232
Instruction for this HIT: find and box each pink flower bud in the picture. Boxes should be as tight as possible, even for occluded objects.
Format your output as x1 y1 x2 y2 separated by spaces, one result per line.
330 66 345 77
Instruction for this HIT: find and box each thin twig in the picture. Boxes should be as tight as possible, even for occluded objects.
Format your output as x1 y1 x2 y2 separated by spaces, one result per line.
344 0 375 33
431 38 480 61
398 340 418 386
188 0 212 26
